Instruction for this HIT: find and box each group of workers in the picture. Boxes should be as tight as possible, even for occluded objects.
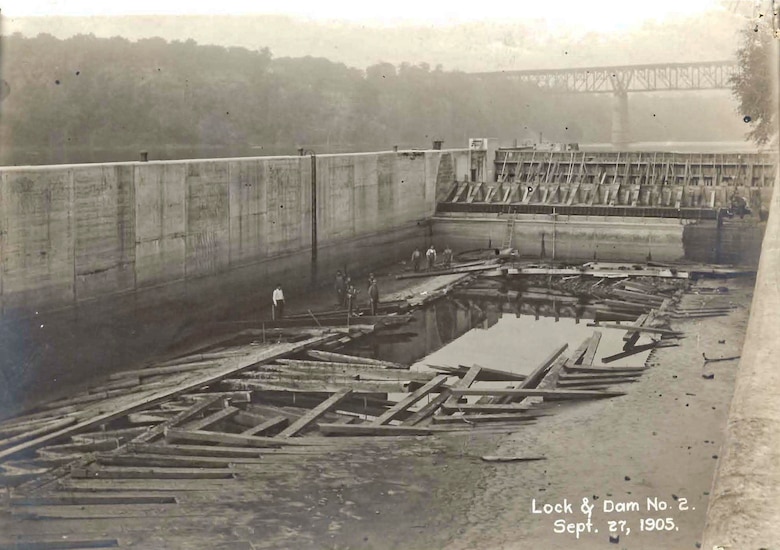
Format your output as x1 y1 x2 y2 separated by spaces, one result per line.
411 244 452 272
334 270 380 316
271 244 453 320
272 272 380 321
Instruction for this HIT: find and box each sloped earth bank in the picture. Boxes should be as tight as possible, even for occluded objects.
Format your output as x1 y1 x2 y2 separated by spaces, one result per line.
263 278 751 550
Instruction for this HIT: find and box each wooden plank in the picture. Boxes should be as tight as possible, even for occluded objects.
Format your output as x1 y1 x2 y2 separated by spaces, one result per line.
130 395 224 446
373 375 448 425
559 372 642 381
521 343 568 389
318 424 438 437
600 324 681 336
107 361 219 381
0 418 76 450
428 364 527 382
181 406 239 431
164 428 319 447
450 388 625 398
0 336 343 462
126 443 266 458
11 493 178 506
306 350 407 370
402 391 452 426
36 440 120 456
276 389 353 437
481 456 545 463
580 331 603 366
274 360 433 380
432 413 541 425
622 314 648 342
443 365 481 409
601 342 659 363
564 337 593 368
557 378 637 388
95 453 262 468
241 415 289 436
0 539 119 549
70 466 235 480
497 342 568 404
440 403 533 413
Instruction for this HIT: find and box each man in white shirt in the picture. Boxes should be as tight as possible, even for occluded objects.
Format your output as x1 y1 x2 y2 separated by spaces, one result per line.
272 284 285 320
426 245 437 271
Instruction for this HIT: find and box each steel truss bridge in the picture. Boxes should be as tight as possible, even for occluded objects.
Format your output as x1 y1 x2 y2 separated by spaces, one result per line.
474 61 738 94
474 61 739 146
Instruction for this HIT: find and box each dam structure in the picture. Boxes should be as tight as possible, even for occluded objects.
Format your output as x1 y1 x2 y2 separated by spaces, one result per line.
0 141 770 414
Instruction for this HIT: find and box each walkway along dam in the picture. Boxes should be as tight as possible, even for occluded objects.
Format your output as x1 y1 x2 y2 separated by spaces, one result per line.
0 142 777 547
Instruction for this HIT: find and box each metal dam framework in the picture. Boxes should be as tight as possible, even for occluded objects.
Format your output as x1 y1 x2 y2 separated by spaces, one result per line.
438 148 775 220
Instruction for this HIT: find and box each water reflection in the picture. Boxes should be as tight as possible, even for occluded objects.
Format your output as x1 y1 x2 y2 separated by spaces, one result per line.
342 294 653 375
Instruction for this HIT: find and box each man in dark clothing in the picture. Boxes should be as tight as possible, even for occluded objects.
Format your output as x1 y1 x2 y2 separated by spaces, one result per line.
335 270 346 307
442 246 453 269
368 278 379 316
411 248 422 272
345 278 360 315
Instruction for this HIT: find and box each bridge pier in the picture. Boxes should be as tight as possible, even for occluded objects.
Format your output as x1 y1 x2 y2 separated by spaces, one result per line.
611 90 630 148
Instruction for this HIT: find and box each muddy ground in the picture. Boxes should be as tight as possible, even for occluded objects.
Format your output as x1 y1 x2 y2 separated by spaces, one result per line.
256 275 751 550
2 263 752 550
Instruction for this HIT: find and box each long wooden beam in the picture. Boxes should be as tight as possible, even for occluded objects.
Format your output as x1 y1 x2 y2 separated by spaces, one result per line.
450 388 625 398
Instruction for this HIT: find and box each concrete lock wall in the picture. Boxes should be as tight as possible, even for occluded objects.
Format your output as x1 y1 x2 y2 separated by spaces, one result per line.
701 171 780 547
0 149 470 415
432 215 689 262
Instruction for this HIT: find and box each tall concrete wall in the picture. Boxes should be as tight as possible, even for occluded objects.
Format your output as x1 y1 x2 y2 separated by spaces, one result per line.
0 149 469 415
0 150 468 314
432 214 690 262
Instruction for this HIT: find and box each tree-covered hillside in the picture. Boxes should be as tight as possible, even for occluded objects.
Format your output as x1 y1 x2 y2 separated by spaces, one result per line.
0 33 747 165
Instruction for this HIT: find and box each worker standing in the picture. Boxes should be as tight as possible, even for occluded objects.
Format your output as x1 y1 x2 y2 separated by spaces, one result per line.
368 277 379 316
368 281 379 316
272 284 285 320
411 248 422 272
443 245 453 269
334 270 346 307
426 245 437 271
345 277 360 315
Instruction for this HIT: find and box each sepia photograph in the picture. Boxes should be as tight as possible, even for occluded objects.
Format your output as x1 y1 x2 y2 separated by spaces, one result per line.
0 0 778 548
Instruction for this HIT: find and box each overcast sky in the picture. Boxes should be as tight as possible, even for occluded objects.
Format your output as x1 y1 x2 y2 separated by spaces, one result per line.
1 0 740 32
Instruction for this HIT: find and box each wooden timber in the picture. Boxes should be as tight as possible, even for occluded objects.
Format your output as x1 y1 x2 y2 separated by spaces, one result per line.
450 388 625 398
306 350 407 369
181 406 239 432
373 376 448 425
10 493 178 506
277 389 353 438
164 429 319 448
443 365 482 409
601 342 658 363
402 391 453 426
431 413 541 425
427 364 527 382
125 443 265 458
580 332 603 366
600 323 682 336
318 424 438 436
70 466 236 480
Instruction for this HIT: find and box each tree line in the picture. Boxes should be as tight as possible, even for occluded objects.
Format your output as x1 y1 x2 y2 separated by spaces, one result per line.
0 33 747 165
